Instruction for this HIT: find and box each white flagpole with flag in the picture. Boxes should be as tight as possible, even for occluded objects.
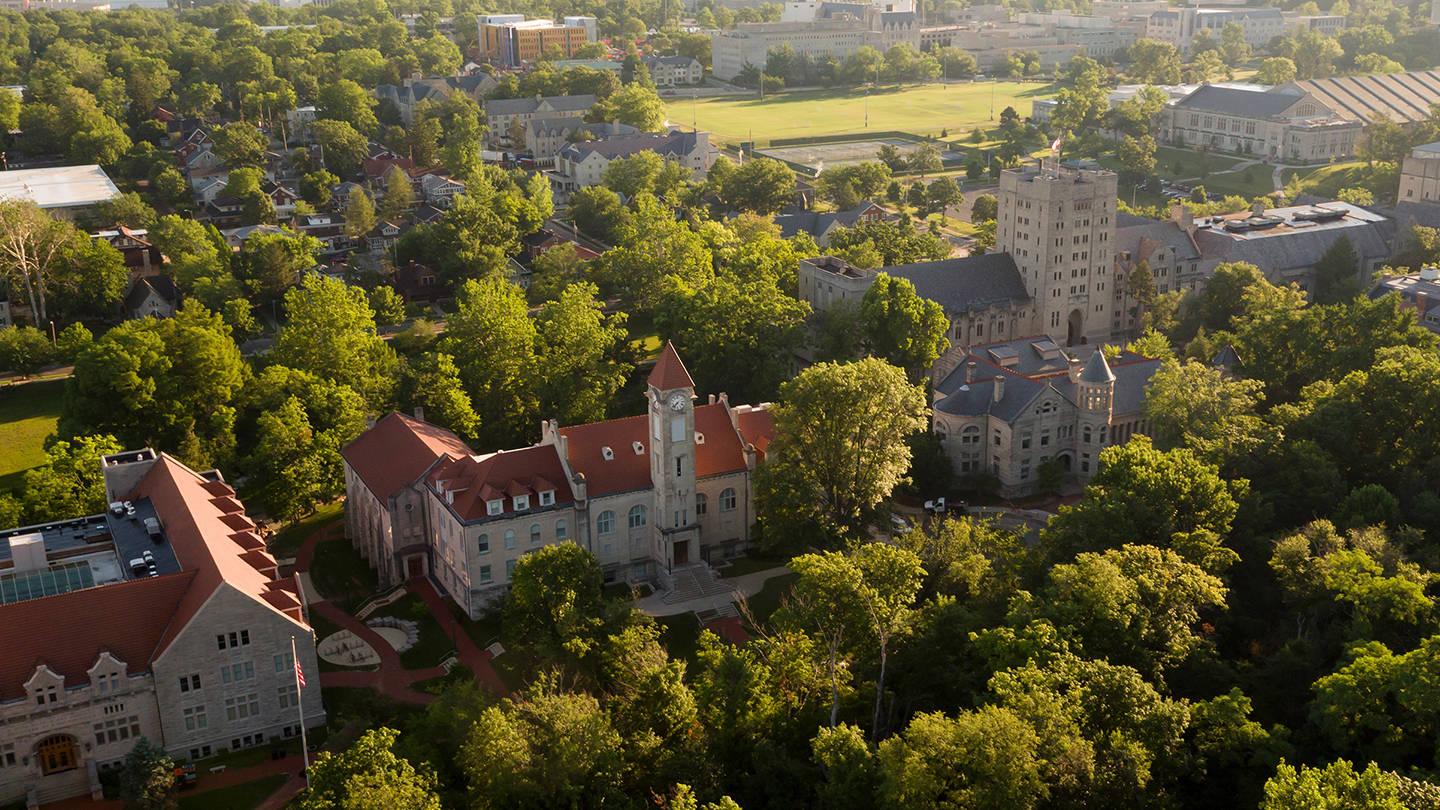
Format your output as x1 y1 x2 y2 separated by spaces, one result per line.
291 635 310 785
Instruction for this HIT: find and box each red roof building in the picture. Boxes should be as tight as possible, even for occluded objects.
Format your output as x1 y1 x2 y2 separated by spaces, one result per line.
341 346 777 619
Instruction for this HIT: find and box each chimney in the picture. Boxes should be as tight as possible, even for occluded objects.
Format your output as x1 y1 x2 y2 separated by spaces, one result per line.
366 415 377 429
708 394 716 405
965 361 976 384
413 406 425 422
1170 202 1194 234
1251 199 1267 216
1067 356 1082 383
571 472 587 502
101 449 159 504
993 375 1005 402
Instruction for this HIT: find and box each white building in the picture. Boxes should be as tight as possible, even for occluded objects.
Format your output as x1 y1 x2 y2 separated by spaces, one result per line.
552 130 716 191
0 165 120 220
1145 7 1284 55
1400 141 1440 204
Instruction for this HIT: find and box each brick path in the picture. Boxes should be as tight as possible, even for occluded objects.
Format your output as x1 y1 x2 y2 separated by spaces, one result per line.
40 755 307 810
408 577 509 696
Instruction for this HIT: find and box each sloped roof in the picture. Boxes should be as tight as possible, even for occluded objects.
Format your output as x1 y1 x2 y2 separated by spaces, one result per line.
341 412 473 501
427 445 575 522
560 403 751 497
1079 349 1114 382
0 572 195 700
735 407 775 461
881 253 1031 312
649 341 695 390
1288 70 1440 124
1174 84 1300 117
484 93 597 117
558 130 704 163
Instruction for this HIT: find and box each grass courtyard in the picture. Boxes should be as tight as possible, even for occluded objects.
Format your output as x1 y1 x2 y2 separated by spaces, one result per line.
667 81 1064 144
0 378 64 493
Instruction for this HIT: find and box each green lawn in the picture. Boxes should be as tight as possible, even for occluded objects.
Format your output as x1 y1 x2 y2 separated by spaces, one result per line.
669 81 1064 144
1201 164 1278 199
740 572 799 630
179 774 288 810
657 612 704 663
308 539 379 614
0 378 65 493
1282 161 1375 199
1152 146 1246 178
267 502 343 560
716 554 786 579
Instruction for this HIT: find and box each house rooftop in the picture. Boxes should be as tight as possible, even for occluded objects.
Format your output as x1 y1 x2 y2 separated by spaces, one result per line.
0 164 120 209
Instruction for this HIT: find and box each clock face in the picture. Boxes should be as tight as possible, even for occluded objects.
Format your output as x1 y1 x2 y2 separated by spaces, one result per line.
668 393 687 411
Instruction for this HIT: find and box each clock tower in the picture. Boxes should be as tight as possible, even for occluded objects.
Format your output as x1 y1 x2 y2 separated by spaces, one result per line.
647 342 700 569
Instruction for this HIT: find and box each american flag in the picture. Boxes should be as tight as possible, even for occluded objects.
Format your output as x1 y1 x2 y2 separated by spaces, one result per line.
1051 136 1062 153
295 660 305 687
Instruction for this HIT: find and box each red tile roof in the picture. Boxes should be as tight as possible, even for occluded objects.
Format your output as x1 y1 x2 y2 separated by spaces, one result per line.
428 445 575 522
736 407 776 462
0 572 195 700
341 412 473 501
648 341 695 391
560 404 751 498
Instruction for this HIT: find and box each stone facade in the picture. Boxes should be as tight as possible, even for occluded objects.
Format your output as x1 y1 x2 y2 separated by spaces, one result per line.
1400 142 1440 204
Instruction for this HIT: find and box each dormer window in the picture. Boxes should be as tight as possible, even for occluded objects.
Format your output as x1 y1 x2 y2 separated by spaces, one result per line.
539 490 555 507
513 494 530 511
486 499 503 516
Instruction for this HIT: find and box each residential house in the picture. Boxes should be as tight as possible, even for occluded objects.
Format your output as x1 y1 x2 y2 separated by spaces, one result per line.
1369 265 1440 333
419 174 465 207
391 261 447 305
92 227 162 276
773 200 886 245
552 129 715 191
122 275 179 320
342 344 775 616
293 212 348 256
642 56 703 86
0 449 323 807
364 221 403 256
482 94 597 148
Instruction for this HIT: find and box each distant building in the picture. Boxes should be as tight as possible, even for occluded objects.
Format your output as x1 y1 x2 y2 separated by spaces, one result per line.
1145 7 1284 56
930 337 1161 496
122 275 179 320
642 56 704 86
483 94 597 148
553 130 716 191
1399 141 1440 204
0 165 120 220
1161 83 1361 163
0 450 323 806
1282 12 1345 35
773 200 887 245
1279 70 1440 127
1370 266 1440 333
521 119 638 163
92 226 162 276
478 15 594 65
374 74 498 126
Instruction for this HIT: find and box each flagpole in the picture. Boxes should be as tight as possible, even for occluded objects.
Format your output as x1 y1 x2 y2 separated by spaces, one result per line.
291 635 310 786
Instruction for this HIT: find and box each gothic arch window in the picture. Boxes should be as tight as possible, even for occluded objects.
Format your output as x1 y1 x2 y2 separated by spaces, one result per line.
628 505 647 529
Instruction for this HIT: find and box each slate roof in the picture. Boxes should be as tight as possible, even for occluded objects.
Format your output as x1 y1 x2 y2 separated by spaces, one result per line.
1116 218 1201 263
484 93 597 117
1191 202 1393 272
773 201 882 240
1079 348 1114 382
880 253 1031 313
1174 84 1301 117
558 130 704 163
122 275 178 313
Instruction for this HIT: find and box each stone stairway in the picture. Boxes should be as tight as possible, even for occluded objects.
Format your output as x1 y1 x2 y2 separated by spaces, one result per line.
661 563 736 605
695 603 740 622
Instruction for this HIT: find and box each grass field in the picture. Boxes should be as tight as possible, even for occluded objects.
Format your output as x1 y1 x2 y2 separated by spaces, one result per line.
0 378 65 493
1282 161 1377 199
178 774 287 810
668 81 1064 144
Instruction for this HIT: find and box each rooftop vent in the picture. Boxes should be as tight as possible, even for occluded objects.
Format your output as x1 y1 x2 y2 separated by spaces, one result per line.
601 446 614 461
632 441 645 455
1421 266 1440 282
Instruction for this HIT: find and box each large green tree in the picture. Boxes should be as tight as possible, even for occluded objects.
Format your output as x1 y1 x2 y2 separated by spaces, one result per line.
269 274 398 409
859 273 949 379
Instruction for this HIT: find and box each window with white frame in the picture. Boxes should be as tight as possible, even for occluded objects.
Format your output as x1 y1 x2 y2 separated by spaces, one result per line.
504 529 516 549
479 564 492 583
539 490 555 506
486 499 503 516
628 505 647 528
555 520 567 541
183 706 207 731
530 523 542 544
597 511 615 534
513 494 529 511
478 533 489 554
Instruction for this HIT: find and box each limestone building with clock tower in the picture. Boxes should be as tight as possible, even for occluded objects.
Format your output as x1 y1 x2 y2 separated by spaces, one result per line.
341 342 777 618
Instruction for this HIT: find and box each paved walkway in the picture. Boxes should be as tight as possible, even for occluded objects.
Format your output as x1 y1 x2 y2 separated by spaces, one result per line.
39 755 307 810
408 577 509 695
634 566 791 617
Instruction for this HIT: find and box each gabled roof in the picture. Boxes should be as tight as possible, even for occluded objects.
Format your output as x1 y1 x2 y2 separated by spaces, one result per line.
1287 70 1440 125
427 445 574 522
1174 84 1301 117
558 130 704 163
0 572 195 700
881 253 1031 313
484 93 597 117
649 341 695 390
341 412 473 501
123 275 179 312
558 403 752 497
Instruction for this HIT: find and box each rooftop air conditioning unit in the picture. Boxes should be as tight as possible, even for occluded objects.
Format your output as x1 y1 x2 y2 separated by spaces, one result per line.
1420 266 1440 282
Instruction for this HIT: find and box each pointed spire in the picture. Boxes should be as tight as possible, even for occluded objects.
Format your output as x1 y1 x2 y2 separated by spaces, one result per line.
648 341 695 391
1079 348 1114 383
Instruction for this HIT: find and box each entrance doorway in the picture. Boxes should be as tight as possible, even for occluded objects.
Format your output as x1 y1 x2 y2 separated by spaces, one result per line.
405 555 425 579
1067 309 1085 346
673 540 689 565
37 735 77 775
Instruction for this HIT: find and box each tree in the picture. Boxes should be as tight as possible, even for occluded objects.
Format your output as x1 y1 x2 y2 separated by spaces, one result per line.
1260 760 1402 810
299 170 338 208
15 434 122 525
270 274 398 409
1041 437 1246 570
90 192 158 230
400 352 481 442
119 738 175 810
908 143 943 176
1255 57 1297 85
211 122 268 168
316 78 379 135
505 543 608 666
310 119 370 177
379 166 416 222
877 708 1047 809
1118 135 1157 186
587 84 667 131
298 728 441 810
1144 358 1269 469
1336 187 1374 206
926 176 962 214
0 199 74 326
1128 39 1183 85
756 358 928 547
441 277 541 450
816 163 892 208
859 273 949 378
369 285 405 326
1220 22 1251 66
595 194 712 310
1352 52 1404 74
534 282 631 427
1108 85 1168 138
1314 234 1362 304
907 181 927 210
970 193 998 223
569 186 631 243
656 276 810 404
344 185 377 239
721 157 796 215
234 229 321 302
0 326 57 377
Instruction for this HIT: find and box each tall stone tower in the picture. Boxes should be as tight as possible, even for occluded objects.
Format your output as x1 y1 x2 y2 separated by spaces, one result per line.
646 342 700 569
997 162 1119 346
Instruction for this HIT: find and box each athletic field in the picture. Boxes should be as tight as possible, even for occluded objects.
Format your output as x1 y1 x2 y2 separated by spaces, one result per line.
665 81 1064 144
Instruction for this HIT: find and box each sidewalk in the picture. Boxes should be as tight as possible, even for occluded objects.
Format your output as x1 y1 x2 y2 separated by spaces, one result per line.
634 566 791 617
40 755 307 810
408 577 510 696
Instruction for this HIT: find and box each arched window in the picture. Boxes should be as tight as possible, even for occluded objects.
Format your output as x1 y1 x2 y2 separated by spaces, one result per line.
555 520 567 541
628 505 647 528
529 523 542 544
720 488 737 511
477 533 489 554
961 426 980 445
597 511 615 535
695 493 707 516
1082 426 1092 444
504 529 516 549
